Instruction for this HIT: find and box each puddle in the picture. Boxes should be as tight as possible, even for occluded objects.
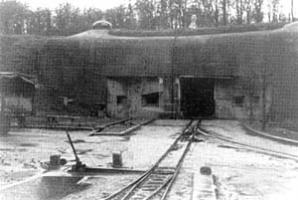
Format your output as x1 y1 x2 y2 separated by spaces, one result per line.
0 148 16 152
0 176 91 200
93 154 110 158
65 139 86 144
218 145 239 149
19 143 38 147
37 176 90 200
76 149 93 155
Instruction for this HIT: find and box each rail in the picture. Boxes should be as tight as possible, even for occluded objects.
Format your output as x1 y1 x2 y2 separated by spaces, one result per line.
103 119 197 200
197 125 298 161
90 118 155 136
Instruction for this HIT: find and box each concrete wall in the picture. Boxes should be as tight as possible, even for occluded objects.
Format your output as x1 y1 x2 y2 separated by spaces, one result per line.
1 95 32 114
107 77 164 118
214 78 271 120
106 76 272 120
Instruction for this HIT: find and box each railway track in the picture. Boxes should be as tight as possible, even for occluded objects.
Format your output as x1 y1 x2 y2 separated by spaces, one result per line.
197 124 298 161
90 118 154 136
103 120 198 200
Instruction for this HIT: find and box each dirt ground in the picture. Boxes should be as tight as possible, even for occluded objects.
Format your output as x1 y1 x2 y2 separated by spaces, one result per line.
186 120 298 200
1 119 298 200
0 120 188 200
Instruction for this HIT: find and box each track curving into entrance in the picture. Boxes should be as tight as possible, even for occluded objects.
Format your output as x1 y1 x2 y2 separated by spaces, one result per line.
197 124 298 161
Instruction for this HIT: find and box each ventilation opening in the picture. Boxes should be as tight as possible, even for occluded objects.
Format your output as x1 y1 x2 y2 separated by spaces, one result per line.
142 92 159 107
234 96 245 106
117 95 127 105
180 78 215 118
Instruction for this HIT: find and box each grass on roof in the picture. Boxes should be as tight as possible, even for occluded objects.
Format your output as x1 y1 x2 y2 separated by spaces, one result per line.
109 23 286 37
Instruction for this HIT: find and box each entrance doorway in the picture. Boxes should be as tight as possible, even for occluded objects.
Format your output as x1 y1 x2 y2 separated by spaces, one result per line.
180 78 215 118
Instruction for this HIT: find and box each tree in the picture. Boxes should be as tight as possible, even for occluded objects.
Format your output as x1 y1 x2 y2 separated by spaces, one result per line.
135 0 156 29
1 0 291 35
169 0 185 29
222 0 228 25
243 0 253 24
83 8 104 28
271 0 280 22
200 0 217 26
214 0 219 25
155 0 170 29
53 3 87 35
235 0 244 24
253 0 264 23
0 1 29 34
26 8 52 35
291 0 294 22
54 3 73 35
125 2 137 29
105 6 127 28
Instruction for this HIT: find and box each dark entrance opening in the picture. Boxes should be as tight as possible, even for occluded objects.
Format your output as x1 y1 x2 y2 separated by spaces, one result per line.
180 78 215 118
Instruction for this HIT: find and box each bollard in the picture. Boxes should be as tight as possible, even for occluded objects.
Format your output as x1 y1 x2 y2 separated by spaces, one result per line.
60 158 67 165
50 154 61 166
112 152 123 168
200 166 212 175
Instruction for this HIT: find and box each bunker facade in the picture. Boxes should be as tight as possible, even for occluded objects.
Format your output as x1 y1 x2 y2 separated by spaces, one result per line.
1 23 298 122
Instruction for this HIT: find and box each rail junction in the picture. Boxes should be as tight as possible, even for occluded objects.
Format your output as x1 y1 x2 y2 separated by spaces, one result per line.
1 119 298 200
104 120 197 200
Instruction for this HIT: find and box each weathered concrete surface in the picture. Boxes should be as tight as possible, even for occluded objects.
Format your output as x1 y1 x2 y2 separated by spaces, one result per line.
214 79 270 120
107 77 164 118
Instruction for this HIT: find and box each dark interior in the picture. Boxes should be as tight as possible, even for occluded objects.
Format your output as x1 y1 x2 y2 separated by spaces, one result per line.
180 78 215 118
142 92 159 107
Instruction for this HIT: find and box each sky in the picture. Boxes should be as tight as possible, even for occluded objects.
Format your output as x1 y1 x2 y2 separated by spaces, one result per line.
18 0 297 16
19 0 129 11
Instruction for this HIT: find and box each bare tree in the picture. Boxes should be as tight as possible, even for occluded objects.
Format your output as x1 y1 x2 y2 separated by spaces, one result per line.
271 0 280 22
253 0 264 23
0 1 29 34
291 0 294 22
135 0 156 29
235 0 244 24
214 0 219 25
243 0 253 23
222 0 228 25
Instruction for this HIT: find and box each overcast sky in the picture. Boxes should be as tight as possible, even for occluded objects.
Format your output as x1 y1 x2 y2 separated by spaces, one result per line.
19 0 129 11
18 0 297 16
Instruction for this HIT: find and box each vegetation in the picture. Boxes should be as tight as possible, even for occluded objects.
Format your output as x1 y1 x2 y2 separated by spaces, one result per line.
109 22 285 36
0 0 296 36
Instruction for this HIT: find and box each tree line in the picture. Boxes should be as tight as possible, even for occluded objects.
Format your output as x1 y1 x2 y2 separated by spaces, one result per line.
0 0 295 36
